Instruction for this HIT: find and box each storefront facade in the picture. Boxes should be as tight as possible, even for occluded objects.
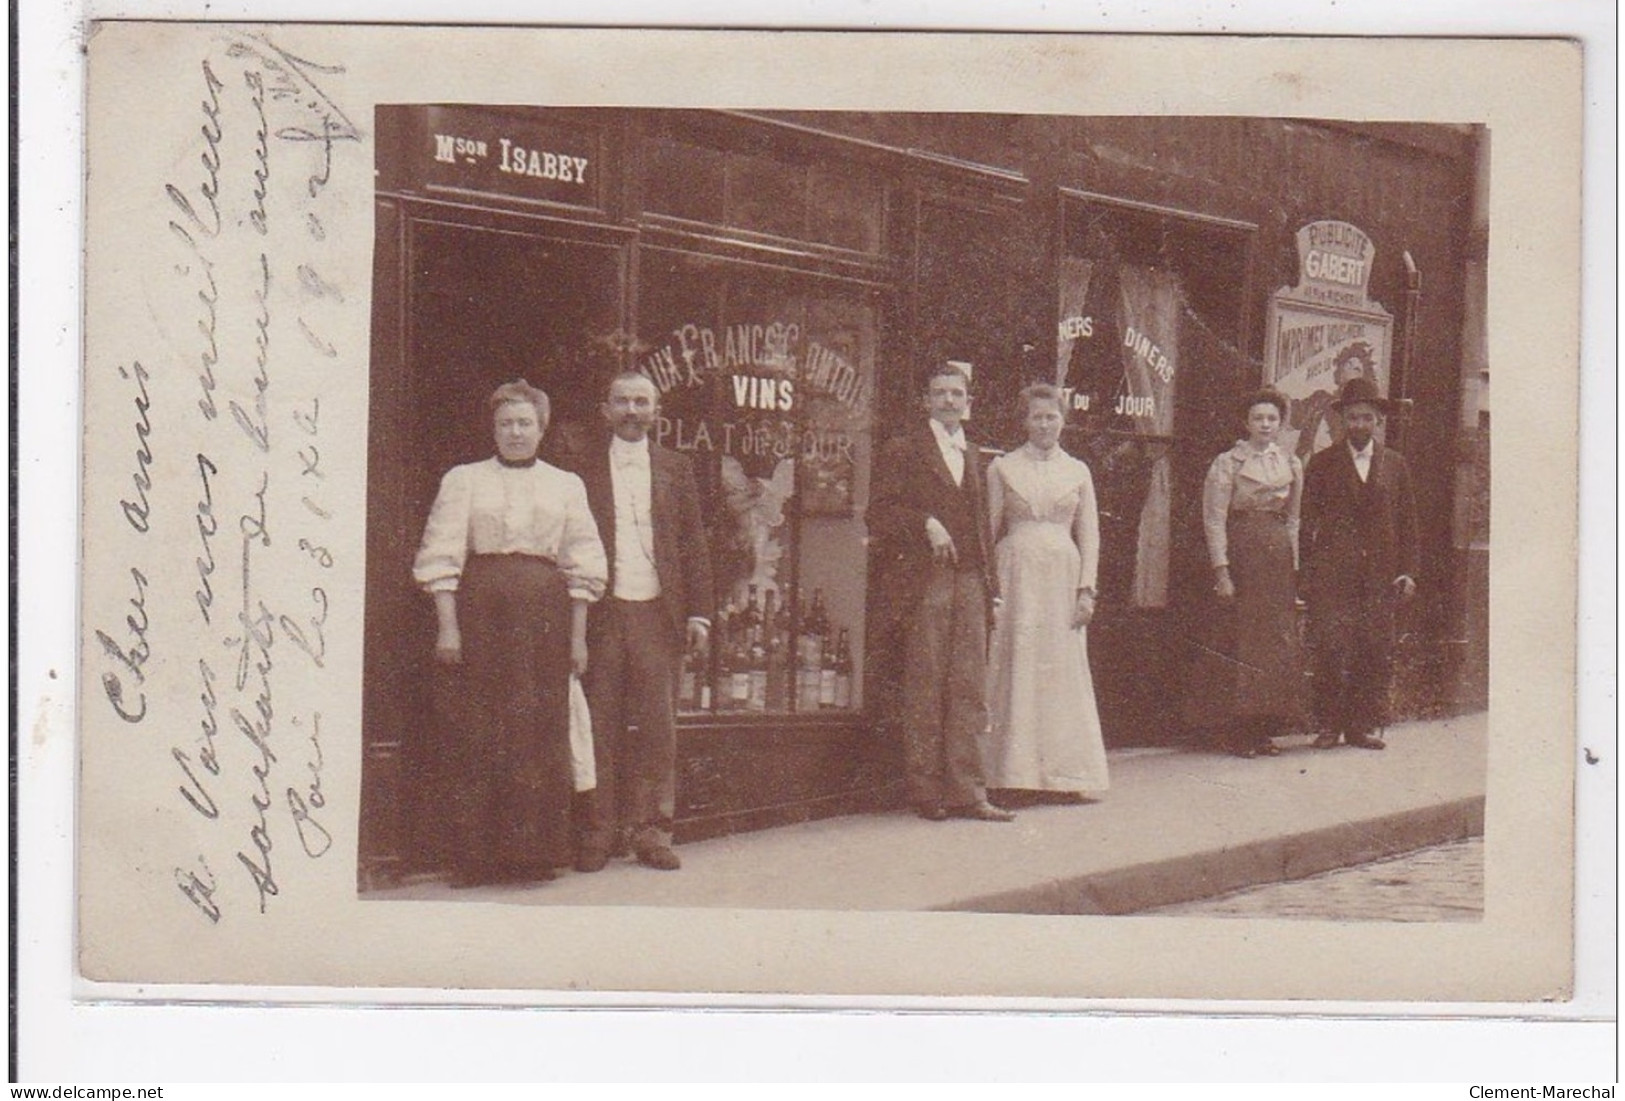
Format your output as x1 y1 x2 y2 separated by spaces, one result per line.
360 107 1488 889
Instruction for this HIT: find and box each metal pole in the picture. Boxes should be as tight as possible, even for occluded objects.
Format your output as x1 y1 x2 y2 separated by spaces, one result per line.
1396 250 1422 448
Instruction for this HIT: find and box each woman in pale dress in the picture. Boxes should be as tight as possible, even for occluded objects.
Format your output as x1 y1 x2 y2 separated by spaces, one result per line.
1183 387 1306 757
413 380 608 887
983 383 1109 803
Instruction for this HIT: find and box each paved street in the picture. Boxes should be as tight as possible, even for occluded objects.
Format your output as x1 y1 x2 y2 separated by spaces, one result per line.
1146 837 1483 921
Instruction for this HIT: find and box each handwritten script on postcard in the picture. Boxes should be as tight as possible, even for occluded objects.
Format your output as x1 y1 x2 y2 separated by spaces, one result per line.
82 25 369 961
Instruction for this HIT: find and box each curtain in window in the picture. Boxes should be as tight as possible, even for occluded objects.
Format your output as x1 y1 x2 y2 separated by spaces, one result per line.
1055 256 1094 389
1116 265 1180 607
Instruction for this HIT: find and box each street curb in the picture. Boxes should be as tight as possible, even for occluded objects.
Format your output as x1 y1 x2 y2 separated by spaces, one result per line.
937 795 1486 915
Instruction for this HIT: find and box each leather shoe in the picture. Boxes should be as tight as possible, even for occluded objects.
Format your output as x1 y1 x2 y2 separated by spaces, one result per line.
950 801 1016 823
916 804 949 822
1311 732 1342 750
635 843 682 871
1346 732 1386 750
574 846 610 874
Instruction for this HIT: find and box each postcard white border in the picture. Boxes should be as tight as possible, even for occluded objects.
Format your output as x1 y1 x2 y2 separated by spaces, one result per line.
20 0 1618 1082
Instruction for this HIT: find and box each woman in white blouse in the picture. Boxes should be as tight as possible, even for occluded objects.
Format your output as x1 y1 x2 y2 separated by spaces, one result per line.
983 383 1109 803
1186 387 1306 757
413 380 608 887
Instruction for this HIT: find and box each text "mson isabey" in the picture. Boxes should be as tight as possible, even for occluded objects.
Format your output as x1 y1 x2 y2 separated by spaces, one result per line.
433 133 589 184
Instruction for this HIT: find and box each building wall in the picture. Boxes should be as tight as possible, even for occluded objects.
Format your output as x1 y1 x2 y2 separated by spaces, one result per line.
765 110 1481 719
362 107 1488 883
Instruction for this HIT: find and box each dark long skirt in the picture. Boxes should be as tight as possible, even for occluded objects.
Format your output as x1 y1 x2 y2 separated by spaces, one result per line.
1183 510 1307 733
450 553 574 883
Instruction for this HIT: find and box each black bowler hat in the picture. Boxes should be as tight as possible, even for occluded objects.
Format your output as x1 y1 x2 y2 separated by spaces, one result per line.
1331 375 1391 413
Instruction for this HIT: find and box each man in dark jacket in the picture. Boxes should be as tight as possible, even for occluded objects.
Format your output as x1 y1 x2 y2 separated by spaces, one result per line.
1300 376 1420 750
867 361 1013 821
576 371 714 870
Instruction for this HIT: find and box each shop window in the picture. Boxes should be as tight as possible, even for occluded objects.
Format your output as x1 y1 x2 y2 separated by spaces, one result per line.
636 250 878 717
644 137 885 255
645 139 725 225
726 152 807 240
1057 201 1252 617
1055 256 1181 609
806 163 884 254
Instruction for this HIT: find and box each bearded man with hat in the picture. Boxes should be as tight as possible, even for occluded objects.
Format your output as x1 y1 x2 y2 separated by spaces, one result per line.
1298 375 1420 750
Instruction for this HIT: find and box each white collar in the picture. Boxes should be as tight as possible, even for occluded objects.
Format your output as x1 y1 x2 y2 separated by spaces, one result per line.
929 418 967 450
1348 438 1374 460
611 435 650 463
1235 439 1282 459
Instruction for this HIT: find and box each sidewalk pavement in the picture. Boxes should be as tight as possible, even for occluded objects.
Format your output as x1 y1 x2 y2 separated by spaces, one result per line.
367 711 1486 915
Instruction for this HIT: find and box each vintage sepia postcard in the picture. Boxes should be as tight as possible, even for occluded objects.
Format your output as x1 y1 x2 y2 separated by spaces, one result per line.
73 22 1582 1002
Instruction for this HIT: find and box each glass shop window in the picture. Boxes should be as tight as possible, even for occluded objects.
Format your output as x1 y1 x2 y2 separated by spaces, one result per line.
644 137 885 254
636 250 878 717
1055 254 1182 610
1056 202 1252 614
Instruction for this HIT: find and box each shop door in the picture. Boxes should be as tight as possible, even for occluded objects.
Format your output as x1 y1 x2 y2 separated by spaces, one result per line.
362 210 627 882
867 194 1023 734
908 196 1023 443
1057 258 1186 743
1057 201 1254 746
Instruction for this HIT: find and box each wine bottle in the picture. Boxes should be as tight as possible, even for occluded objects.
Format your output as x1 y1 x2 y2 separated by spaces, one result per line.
696 642 713 711
764 589 788 711
720 609 750 711
797 641 820 713
681 637 711 712
801 588 829 670
833 628 853 710
809 587 830 631
747 629 768 712
818 627 838 708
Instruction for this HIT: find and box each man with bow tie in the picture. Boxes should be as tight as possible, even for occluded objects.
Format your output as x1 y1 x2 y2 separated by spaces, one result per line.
576 371 714 871
867 361 1014 822
1299 376 1420 751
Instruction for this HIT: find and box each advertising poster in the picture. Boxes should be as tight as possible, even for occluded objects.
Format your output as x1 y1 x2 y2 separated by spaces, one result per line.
1264 220 1396 462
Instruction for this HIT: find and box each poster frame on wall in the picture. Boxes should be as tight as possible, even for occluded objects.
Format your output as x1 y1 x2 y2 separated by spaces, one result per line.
1263 219 1397 461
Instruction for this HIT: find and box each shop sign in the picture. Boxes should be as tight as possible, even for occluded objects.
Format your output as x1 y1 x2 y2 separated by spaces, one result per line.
1291 219 1377 307
1265 220 1394 461
636 318 871 516
421 106 595 204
